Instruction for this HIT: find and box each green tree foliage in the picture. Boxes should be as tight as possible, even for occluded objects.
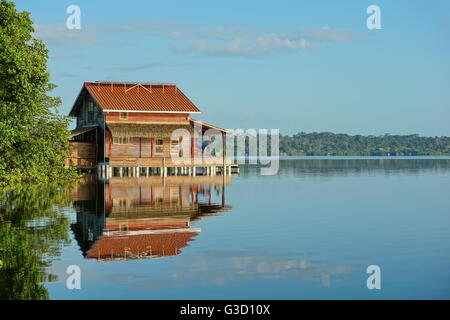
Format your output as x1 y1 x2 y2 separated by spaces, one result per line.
279 132 450 156
0 0 75 186
0 182 72 300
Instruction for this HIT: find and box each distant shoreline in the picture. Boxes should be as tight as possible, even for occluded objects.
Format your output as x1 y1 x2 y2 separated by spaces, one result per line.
237 155 450 160
278 132 449 157
280 155 450 159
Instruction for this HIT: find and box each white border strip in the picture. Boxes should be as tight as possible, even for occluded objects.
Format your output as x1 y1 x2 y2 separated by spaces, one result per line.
103 110 201 114
103 228 201 236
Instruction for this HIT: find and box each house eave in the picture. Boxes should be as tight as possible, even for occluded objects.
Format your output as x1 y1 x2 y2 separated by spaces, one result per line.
102 110 202 114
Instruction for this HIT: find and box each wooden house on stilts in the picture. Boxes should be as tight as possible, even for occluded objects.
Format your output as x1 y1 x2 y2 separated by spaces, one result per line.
67 81 238 178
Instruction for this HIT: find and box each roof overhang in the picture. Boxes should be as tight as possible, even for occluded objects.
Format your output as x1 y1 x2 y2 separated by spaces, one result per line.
106 122 194 138
189 119 230 134
68 85 86 117
70 126 98 138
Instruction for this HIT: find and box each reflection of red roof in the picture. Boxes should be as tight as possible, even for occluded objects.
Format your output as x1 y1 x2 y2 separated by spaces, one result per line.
86 232 198 260
84 82 201 113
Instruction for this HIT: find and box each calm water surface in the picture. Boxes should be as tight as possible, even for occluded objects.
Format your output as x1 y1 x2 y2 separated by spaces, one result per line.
1 158 449 299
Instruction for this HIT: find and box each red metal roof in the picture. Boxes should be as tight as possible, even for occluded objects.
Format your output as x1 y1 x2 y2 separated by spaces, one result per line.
83 82 201 113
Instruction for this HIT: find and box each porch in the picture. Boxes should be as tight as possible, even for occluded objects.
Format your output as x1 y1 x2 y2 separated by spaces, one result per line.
98 159 239 179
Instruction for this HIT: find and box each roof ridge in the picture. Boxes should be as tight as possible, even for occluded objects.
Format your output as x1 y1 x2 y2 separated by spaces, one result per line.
86 81 177 86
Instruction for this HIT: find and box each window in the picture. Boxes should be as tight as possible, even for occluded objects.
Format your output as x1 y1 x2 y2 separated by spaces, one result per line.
119 112 128 120
171 137 184 157
171 139 180 156
87 101 94 122
113 137 131 145
154 139 164 155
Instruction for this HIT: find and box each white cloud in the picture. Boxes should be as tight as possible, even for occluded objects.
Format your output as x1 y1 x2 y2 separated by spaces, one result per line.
33 23 112 46
103 250 354 290
116 19 352 56
33 19 356 57
113 61 191 71
296 25 357 42
179 34 312 57
256 33 312 50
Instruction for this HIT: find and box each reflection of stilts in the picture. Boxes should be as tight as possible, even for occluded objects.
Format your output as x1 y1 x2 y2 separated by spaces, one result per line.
124 247 131 259
222 181 225 208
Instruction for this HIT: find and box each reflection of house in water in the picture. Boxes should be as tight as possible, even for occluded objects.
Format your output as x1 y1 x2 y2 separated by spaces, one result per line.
71 176 232 261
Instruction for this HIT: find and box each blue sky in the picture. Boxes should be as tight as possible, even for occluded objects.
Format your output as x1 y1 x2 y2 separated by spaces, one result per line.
14 0 450 136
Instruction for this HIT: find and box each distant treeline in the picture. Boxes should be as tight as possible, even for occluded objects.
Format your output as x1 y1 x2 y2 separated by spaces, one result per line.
278 132 450 156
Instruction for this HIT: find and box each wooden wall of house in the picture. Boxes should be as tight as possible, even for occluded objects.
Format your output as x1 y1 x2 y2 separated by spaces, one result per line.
74 89 107 162
108 137 173 158
69 142 95 159
108 182 192 208
106 112 189 123
66 141 97 167
76 89 104 129
140 138 153 157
